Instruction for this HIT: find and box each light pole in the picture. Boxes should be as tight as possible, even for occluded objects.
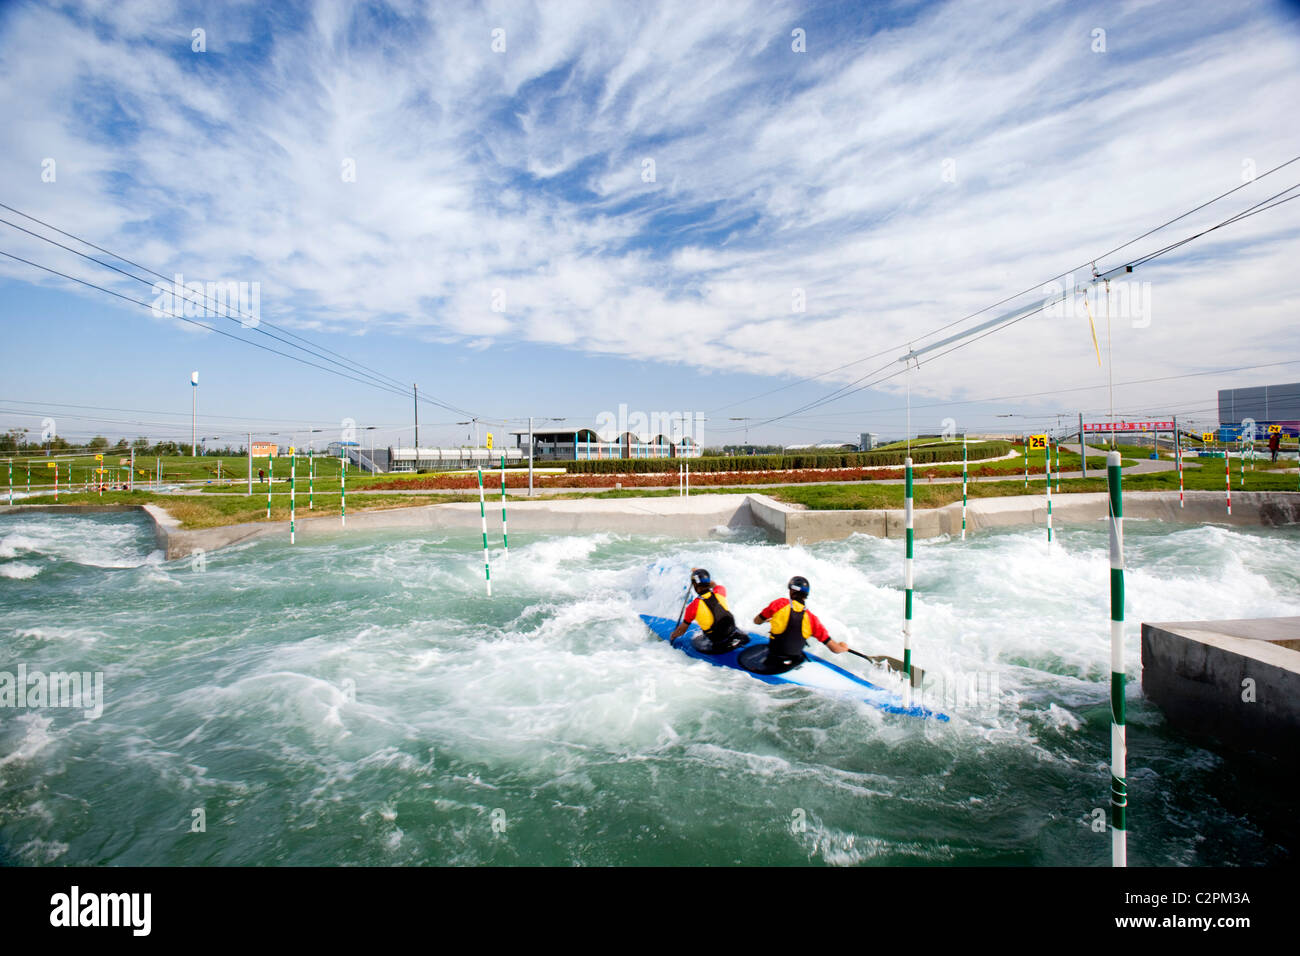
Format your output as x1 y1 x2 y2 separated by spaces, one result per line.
190 370 199 456
729 417 753 452
364 426 377 474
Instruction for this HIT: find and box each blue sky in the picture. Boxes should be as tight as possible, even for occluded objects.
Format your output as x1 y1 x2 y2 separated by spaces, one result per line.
1 0 1299 450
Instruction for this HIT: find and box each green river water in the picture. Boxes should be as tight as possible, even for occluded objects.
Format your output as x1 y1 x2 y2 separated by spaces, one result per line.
1 510 1297 865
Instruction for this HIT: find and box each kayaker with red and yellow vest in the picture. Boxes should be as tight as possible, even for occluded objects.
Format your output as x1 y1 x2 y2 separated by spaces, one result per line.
670 568 748 654
746 575 847 674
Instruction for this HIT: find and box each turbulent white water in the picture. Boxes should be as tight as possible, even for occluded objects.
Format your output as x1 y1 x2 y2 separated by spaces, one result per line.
1 510 1297 865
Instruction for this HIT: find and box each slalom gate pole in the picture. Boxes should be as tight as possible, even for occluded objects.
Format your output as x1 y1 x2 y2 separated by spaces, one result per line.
1054 438 1060 492
1106 449 1127 868
1023 435 1028 487
1177 435 1184 508
961 434 968 541
500 453 508 556
267 456 273 519
478 467 492 597
54 464 58 502
290 447 296 544
130 449 135 492
156 456 160 491
1046 440 1053 552
26 464 30 493
1225 449 1231 516
903 456 914 680
7 461 11 505
1239 440 1245 487
340 454 346 527
309 450 313 509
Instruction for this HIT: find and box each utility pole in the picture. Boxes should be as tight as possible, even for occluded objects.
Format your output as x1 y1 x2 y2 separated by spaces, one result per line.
1079 412 1086 480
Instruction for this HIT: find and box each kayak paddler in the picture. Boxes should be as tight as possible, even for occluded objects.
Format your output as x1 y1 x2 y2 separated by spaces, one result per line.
742 575 847 674
670 567 748 655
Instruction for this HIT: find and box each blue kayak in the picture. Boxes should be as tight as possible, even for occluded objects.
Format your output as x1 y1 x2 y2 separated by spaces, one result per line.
640 614 948 720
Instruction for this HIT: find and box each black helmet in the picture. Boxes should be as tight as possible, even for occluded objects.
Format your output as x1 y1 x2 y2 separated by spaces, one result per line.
691 568 712 587
788 575 810 599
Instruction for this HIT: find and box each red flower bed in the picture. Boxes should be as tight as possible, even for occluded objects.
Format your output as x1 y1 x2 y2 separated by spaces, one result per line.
365 462 1044 491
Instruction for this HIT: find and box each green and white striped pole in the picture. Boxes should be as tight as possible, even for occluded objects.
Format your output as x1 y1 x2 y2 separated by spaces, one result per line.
289 447 296 544
903 456 914 681
1046 439 1053 552
961 434 968 541
309 449 314 510
7 460 11 505
340 453 346 527
1239 439 1245 487
267 456 273 519
1054 438 1060 493
478 467 492 597
500 453 508 557
1023 435 1028 488
1106 449 1127 868
26 463 30 493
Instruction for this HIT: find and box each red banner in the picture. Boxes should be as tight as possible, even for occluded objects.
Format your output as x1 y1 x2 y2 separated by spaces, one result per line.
1082 421 1174 432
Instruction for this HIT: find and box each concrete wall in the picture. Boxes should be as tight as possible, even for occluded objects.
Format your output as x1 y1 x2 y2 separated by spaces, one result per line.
1142 619 1300 760
144 495 761 559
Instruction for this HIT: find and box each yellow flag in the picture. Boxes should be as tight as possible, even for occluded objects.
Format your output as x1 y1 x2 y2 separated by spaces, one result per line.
1081 293 1102 366
486 433 494 450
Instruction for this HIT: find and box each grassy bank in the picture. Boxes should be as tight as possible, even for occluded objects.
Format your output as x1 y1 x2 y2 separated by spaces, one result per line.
7 489 477 528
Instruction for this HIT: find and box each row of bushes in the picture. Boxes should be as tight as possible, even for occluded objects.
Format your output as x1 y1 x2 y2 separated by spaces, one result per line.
555 441 1012 474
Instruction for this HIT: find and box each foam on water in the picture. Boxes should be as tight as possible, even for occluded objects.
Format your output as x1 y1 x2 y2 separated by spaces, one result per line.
1 509 1297 865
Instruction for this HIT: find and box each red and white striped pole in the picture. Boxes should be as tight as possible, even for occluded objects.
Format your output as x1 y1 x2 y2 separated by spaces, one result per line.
1225 448 1231 516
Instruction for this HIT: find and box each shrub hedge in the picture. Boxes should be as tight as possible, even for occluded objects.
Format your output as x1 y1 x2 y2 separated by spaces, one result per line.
555 441 1011 474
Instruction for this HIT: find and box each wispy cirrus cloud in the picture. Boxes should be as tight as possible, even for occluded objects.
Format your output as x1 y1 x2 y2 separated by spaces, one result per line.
1 0 1297 424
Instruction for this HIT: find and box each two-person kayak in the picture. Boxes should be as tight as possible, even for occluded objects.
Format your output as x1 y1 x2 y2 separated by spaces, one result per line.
640 614 948 720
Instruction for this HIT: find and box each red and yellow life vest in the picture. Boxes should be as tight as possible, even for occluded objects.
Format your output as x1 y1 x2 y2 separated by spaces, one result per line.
693 590 732 635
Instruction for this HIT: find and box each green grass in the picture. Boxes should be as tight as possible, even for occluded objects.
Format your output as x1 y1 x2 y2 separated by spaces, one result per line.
9 488 476 528
767 457 1298 509
2 453 349 489
9 453 1294 522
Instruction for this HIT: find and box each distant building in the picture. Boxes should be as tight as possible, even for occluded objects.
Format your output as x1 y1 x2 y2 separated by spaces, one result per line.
859 432 879 451
1219 382 1300 424
250 441 278 457
511 427 702 461
1218 382 1300 439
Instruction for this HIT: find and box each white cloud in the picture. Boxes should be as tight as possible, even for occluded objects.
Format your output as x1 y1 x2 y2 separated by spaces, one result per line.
0 0 1296 428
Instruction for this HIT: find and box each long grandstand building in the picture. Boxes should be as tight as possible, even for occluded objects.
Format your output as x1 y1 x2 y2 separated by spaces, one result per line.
1217 382 1300 439
511 427 702 461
